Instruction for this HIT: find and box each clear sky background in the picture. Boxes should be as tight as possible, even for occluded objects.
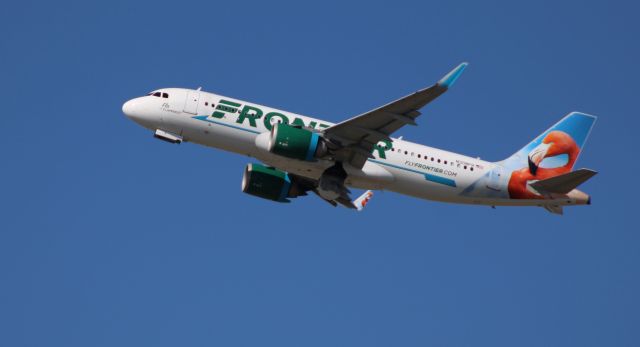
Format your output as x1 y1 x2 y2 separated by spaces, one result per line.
1 1 638 346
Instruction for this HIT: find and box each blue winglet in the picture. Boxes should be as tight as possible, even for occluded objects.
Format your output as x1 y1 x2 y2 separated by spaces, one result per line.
437 62 468 88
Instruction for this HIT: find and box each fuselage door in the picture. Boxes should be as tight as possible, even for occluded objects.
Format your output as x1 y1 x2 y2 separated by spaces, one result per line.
183 90 200 114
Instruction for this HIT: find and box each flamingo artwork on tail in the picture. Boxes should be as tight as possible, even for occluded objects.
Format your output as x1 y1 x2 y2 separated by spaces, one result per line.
492 111 597 208
508 130 580 199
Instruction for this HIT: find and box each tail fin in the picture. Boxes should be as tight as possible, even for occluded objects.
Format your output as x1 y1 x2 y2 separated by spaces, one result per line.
500 112 597 175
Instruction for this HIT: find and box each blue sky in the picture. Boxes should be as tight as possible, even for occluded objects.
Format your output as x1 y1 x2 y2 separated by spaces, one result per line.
1 1 638 346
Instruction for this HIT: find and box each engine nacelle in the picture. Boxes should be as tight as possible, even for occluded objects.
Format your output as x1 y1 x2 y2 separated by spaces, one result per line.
267 123 327 161
241 163 294 203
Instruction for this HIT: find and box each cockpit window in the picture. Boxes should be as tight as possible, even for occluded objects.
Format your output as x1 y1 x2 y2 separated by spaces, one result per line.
147 91 169 98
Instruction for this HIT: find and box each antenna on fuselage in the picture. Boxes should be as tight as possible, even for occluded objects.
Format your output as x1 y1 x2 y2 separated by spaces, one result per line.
196 86 202 91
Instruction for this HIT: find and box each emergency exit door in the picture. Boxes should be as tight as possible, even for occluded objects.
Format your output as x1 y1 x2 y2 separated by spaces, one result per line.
183 90 200 114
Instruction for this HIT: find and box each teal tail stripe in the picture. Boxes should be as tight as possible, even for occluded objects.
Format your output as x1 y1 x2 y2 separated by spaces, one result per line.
424 173 456 187
370 159 457 188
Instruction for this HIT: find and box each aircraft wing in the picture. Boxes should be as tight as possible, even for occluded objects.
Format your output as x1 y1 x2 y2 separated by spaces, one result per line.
322 62 468 168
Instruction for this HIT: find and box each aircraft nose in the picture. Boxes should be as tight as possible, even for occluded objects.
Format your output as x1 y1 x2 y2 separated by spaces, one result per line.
122 97 160 129
122 99 137 119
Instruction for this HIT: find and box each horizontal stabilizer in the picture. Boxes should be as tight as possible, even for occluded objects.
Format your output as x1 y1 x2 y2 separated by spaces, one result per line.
353 190 374 211
312 189 374 211
530 168 597 194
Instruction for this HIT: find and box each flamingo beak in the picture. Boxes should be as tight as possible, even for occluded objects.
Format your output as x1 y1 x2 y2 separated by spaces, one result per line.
528 142 551 176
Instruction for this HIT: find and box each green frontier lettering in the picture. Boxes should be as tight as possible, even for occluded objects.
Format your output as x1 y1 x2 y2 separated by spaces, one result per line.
290 117 306 127
263 112 331 131
212 100 241 119
373 139 393 159
226 105 331 131
292 117 331 129
263 112 289 130
306 122 330 129
236 105 263 127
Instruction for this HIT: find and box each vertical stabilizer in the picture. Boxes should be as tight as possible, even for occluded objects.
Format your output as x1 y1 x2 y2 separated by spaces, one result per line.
498 112 597 200
500 112 596 175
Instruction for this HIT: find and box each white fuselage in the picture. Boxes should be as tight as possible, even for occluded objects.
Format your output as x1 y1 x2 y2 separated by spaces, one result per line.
122 88 588 208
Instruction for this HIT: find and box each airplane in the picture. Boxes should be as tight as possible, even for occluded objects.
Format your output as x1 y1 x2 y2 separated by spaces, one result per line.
122 63 597 215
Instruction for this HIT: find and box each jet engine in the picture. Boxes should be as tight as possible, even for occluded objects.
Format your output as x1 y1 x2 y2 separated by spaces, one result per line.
241 163 305 202
266 123 327 161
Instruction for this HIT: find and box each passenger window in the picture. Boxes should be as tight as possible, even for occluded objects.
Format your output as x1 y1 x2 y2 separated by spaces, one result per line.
404 151 408 155
437 159 441 163
470 167 474 171
417 154 421 158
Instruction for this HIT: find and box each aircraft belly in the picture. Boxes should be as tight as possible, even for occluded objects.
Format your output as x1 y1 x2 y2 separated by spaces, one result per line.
375 163 489 204
386 169 460 202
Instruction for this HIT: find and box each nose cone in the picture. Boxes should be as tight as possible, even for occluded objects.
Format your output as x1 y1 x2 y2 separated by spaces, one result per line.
122 98 139 120
122 97 157 129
